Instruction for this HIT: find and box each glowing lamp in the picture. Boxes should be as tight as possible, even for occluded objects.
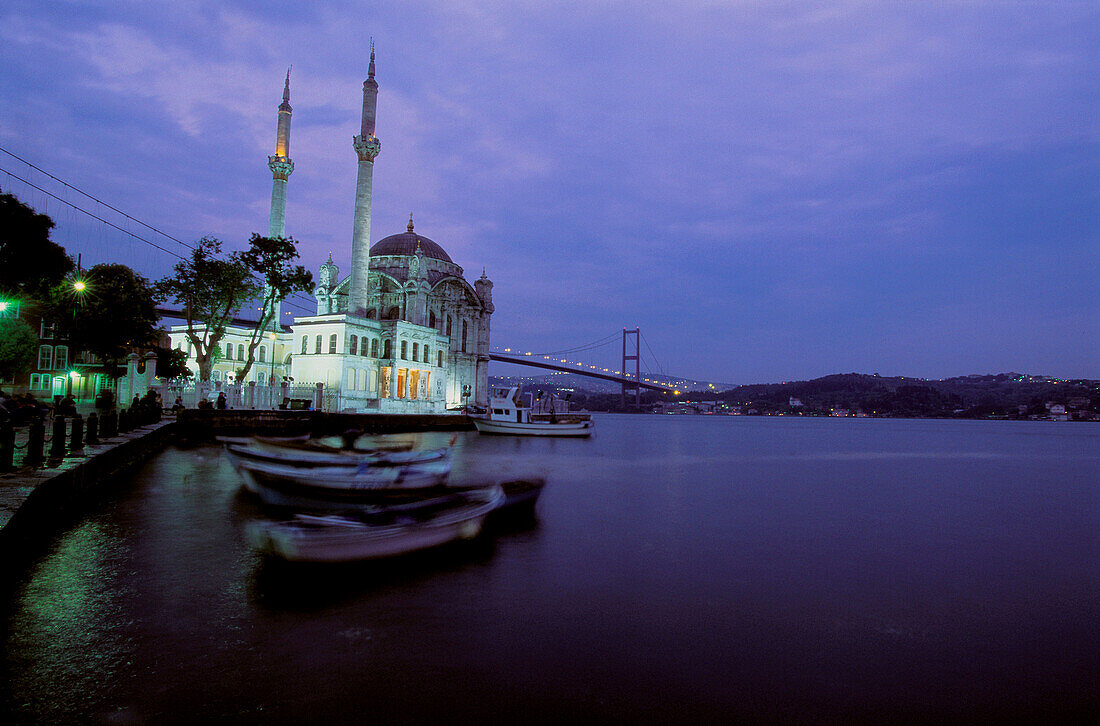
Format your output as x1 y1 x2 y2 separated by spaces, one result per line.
73 281 86 292
68 370 80 379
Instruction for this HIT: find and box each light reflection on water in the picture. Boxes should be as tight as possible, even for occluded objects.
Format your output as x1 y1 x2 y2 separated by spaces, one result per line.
3 416 1098 723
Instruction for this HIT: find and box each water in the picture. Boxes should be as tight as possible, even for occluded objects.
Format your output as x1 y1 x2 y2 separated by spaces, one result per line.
3 416 1098 723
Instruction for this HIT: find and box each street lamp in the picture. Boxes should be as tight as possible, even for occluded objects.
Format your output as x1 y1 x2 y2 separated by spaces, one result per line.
67 275 88 397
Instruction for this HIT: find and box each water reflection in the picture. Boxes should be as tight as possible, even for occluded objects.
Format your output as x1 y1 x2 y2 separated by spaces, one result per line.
3 417 1097 724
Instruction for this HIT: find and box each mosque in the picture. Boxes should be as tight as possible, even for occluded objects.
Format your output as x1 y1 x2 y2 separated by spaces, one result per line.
169 50 493 412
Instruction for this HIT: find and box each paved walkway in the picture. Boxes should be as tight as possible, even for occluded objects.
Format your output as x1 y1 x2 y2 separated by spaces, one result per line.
0 417 177 531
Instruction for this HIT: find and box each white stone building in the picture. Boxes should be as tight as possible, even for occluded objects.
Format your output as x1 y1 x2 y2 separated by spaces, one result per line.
169 50 492 412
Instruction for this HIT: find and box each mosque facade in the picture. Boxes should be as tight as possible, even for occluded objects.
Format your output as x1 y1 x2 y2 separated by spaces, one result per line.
169 51 493 412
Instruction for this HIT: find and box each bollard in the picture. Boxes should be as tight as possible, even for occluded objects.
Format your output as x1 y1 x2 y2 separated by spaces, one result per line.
86 412 99 445
24 419 45 468
0 420 14 473
49 416 67 465
69 413 85 455
103 409 117 439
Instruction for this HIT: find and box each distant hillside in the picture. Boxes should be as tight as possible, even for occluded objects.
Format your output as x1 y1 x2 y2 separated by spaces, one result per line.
492 372 1099 419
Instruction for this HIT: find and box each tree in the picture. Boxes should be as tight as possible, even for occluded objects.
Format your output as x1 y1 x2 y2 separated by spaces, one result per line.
50 263 161 380
234 234 313 381
154 238 260 381
0 317 37 381
0 191 73 299
155 345 192 382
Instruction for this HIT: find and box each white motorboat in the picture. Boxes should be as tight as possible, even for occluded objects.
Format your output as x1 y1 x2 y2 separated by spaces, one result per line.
472 386 594 437
246 485 505 562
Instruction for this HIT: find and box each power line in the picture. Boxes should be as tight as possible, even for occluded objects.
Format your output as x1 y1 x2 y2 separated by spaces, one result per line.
0 165 189 261
0 145 193 251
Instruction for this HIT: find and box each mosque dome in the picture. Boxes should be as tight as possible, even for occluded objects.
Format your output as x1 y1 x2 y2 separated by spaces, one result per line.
370 215 452 263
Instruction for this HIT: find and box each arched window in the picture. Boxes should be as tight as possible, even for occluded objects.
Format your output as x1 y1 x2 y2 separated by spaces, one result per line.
349 335 358 356
437 350 443 367
423 346 430 363
429 310 436 329
365 308 377 319
315 335 322 354
412 342 419 361
446 315 452 337
53 345 68 371
383 339 392 358
258 346 266 363
462 320 468 353
371 338 379 357
301 337 308 354
226 343 233 359
258 372 266 386
237 345 245 361
328 334 337 354
400 340 408 360
37 345 53 371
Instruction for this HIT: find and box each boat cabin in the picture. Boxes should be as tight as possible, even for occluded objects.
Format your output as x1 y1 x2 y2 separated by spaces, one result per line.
488 386 530 423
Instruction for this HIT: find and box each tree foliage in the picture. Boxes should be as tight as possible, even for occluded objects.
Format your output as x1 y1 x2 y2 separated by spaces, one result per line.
235 234 313 381
0 191 73 300
154 238 260 381
155 345 192 381
50 263 161 377
0 317 38 380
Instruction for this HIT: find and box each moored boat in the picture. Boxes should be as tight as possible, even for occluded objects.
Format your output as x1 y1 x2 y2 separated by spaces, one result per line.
230 454 454 508
246 485 505 562
473 386 594 437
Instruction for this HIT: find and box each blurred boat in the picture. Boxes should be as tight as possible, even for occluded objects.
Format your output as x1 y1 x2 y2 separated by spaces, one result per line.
226 441 449 469
496 478 546 516
247 485 505 562
228 452 454 507
473 386 593 437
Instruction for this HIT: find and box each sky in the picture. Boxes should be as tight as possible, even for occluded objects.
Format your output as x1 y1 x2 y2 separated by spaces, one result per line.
0 0 1096 384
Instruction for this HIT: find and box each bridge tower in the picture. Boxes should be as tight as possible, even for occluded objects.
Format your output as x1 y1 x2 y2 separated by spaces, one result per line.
621 327 641 409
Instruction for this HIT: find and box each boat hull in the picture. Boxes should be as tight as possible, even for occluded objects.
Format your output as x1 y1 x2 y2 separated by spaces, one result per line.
472 418 593 437
247 487 504 562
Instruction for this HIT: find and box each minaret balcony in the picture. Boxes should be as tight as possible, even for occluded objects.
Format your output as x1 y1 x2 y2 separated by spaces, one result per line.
268 155 295 180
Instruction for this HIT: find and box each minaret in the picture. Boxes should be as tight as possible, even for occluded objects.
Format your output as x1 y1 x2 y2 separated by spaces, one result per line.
266 67 295 329
348 43 381 318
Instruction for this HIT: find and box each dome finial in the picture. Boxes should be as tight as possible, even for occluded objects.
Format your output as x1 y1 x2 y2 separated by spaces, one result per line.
407 212 414 233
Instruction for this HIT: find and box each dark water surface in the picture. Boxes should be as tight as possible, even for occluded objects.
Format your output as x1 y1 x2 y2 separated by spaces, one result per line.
4 416 1098 723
